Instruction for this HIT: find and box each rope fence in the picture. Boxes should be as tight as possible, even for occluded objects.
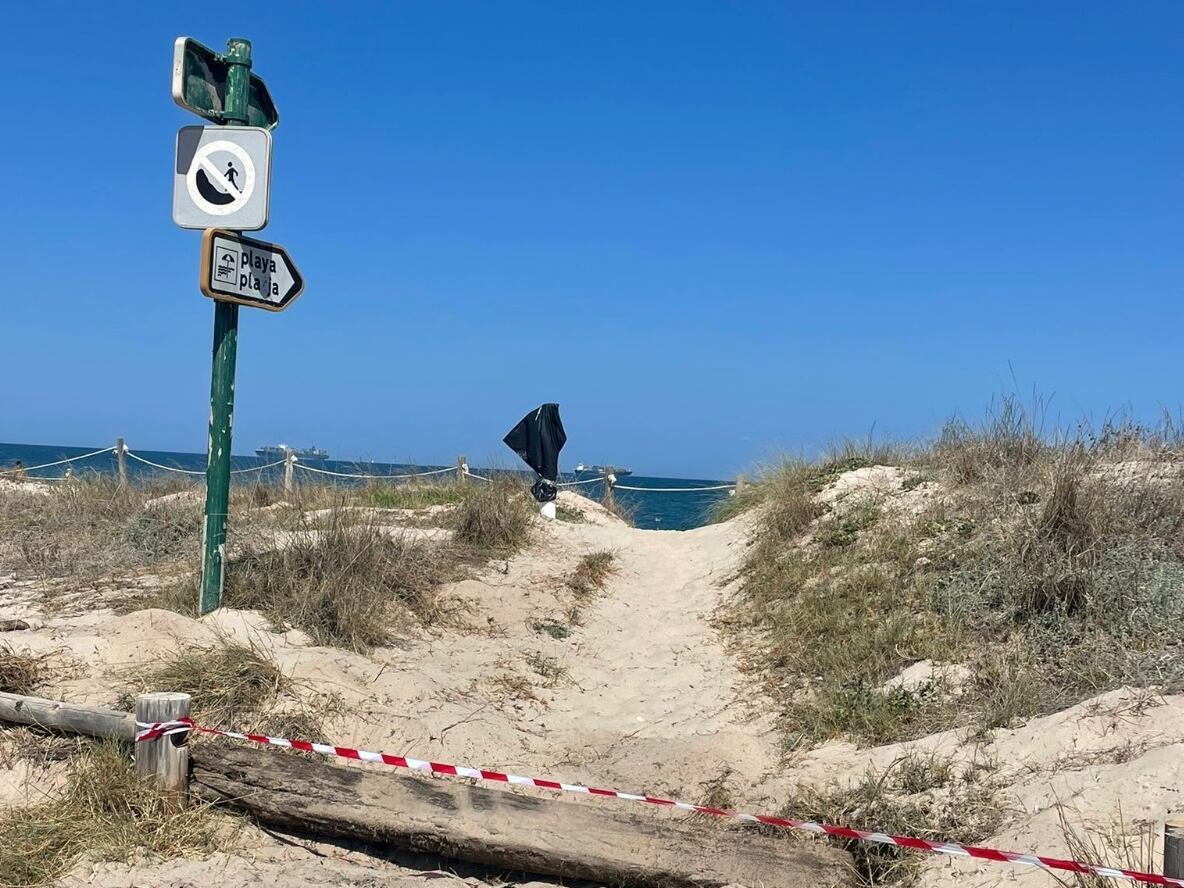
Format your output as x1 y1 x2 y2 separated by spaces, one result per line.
4 441 741 496
8 446 115 473
294 463 456 481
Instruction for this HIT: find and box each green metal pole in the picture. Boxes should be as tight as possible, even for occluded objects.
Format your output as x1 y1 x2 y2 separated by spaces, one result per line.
198 37 251 616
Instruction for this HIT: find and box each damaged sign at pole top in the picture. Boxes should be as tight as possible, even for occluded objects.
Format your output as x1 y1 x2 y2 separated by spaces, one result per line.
503 404 567 519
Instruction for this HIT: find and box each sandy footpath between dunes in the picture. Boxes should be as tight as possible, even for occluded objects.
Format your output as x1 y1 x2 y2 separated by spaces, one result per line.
6 483 1184 886
1 492 797 886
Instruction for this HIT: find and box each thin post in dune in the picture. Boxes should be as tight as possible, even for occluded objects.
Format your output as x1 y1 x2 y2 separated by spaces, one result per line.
115 437 127 485
283 449 296 492
457 455 468 482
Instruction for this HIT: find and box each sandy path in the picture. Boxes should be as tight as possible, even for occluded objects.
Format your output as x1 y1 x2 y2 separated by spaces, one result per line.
2 497 800 885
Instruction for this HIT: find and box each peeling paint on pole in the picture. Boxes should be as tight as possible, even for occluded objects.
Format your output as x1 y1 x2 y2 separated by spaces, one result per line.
198 37 252 616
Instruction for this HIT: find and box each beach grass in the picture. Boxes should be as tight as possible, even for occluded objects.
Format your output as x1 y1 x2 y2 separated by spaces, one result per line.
724 394 1184 747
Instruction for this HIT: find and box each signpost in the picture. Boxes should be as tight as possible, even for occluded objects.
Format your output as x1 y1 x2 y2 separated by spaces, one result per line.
200 230 304 311
171 36 304 616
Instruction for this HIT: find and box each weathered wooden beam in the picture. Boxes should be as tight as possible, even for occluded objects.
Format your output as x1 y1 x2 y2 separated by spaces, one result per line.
191 745 853 888
0 692 135 740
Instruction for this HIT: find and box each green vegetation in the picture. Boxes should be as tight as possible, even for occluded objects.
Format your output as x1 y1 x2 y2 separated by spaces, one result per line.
555 503 586 523
0 740 224 887
725 395 1184 747
359 481 469 510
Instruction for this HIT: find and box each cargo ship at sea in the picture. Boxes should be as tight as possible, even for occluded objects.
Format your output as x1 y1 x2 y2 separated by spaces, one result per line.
256 444 329 461
575 462 632 477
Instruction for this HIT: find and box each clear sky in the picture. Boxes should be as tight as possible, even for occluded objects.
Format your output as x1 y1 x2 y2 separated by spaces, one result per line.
4 2 1181 478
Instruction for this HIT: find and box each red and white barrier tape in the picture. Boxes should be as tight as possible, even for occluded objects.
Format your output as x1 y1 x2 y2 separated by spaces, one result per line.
135 718 1182 887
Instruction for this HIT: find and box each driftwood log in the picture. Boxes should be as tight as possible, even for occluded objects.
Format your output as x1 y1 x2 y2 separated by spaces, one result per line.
191 745 853 888
0 694 853 887
0 691 135 740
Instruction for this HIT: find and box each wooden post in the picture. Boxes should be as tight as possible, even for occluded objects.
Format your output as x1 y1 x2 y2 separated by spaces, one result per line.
1165 820 1184 879
283 449 295 493
736 474 746 494
602 465 616 511
115 437 127 485
135 692 191 812
457 455 468 482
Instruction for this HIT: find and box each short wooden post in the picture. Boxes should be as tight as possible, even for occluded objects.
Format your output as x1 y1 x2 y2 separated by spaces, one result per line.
65 465 74 482
736 474 746 494
115 437 127 485
1165 820 1184 879
457 455 468 482
135 692 191 812
602 465 616 510
283 449 295 493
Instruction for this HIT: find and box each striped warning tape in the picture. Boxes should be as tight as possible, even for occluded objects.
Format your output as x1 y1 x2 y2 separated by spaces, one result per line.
134 718 1180 886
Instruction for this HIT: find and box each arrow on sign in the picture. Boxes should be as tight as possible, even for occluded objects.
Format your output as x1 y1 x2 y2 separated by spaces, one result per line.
199 230 304 312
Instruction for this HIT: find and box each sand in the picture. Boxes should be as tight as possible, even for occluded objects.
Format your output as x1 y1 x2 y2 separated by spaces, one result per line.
2 482 1182 885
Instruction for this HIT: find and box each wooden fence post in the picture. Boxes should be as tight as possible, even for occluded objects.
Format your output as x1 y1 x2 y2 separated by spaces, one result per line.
735 474 746 494
283 449 295 493
602 465 616 511
1165 820 1184 879
135 692 191 812
457 455 468 482
115 437 127 485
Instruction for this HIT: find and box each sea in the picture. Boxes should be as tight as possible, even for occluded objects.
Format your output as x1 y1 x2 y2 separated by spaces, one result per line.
0 442 731 531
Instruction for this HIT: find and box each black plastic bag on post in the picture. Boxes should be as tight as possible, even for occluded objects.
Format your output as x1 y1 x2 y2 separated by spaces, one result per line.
503 403 567 503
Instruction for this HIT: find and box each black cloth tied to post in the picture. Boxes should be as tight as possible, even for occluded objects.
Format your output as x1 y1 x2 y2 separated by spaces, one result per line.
503 403 567 503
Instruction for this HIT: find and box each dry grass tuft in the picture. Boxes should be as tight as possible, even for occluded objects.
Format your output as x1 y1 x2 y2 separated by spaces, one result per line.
0 740 226 887
0 645 50 695
121 640 287 729
1057 804 1159 887
782 754 1001 886
566 551 616 598
224 509 457 651
451 480 535 554
0 479 201 580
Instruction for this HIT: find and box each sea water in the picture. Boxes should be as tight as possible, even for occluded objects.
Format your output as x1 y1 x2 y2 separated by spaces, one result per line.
0 442 730 531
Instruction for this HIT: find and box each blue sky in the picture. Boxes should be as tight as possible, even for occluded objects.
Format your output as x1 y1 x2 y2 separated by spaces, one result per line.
3 2 1181 478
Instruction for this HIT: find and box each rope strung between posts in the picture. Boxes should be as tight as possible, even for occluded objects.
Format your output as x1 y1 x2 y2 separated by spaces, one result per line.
131 716 1184 887
293 463 457 480
124 451 207 476
9 446 115 473
611 483 736 493
556 476 604 487
230 459 287 474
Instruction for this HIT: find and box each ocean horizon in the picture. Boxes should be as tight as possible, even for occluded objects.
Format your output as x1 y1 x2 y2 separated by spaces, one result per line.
0 441 732 531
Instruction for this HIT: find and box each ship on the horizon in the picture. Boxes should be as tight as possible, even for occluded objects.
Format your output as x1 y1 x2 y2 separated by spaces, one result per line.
256 444 329 461
575 462 632 477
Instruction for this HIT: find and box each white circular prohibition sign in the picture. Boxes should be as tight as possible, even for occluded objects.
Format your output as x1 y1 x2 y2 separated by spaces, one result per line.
186 140 256 216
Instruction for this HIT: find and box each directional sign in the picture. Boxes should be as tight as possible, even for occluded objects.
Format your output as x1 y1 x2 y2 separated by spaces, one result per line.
200 229 304 312
174 126 271 230
172 37 279 130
